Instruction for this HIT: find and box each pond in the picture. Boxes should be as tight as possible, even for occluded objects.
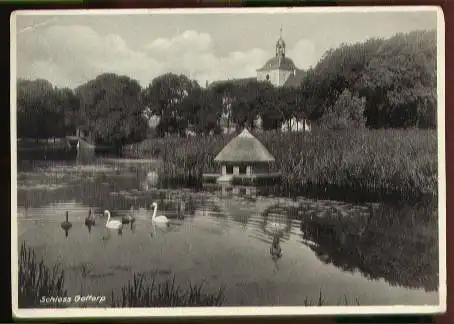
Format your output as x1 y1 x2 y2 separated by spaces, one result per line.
15 159 439 307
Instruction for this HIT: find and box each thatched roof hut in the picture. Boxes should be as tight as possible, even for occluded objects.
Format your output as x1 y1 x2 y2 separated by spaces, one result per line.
214 128 275 163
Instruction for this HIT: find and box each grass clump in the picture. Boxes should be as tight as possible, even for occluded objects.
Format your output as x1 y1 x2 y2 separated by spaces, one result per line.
303 290 360 306
18 241 67 308
111 272 226 307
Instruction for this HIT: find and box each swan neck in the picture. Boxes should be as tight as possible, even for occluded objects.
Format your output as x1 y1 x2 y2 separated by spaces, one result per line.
106 211 111 223
152 205 157 220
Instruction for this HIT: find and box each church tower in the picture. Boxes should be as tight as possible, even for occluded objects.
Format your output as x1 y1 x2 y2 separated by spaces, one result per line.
256 26 298 87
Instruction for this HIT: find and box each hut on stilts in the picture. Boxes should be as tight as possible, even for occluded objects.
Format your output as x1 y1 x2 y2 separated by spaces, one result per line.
202 128 281 185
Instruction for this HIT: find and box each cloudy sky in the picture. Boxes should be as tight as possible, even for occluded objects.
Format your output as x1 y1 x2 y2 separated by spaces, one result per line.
14 8 438 89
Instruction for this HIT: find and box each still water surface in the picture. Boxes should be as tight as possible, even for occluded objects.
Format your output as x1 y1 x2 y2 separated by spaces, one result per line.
16 159 439 307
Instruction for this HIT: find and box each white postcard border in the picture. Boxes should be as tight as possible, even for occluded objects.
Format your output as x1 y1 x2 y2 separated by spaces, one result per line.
10 5 447 319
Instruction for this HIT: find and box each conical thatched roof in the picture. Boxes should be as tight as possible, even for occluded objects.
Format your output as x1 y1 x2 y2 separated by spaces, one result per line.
214 129 275 163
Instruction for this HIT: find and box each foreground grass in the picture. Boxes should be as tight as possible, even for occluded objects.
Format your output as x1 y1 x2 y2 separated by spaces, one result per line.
304 290 360 306
19 242 366 307
18 242 66 308
111 272 226 307
124 129 438 202
18 242 225 308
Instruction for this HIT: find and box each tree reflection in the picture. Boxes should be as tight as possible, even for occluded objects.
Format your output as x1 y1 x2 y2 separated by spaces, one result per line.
300 200 438 292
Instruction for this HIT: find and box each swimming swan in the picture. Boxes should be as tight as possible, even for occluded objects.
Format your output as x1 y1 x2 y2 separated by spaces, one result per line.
122 205 136 224
151 202 169 224
61 211 72 230
85 209 96 226
104 210 122 229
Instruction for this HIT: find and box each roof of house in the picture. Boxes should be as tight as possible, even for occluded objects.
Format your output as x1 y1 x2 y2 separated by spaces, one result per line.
257 56 297 72
208 77 257 89
283 69 306 87
214 128 275 163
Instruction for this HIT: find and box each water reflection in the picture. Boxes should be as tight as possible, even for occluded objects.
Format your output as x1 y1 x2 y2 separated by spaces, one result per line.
100 226 125 243
150 222 171 239
270 233 283 274
17 160 439 306
299 201 438 292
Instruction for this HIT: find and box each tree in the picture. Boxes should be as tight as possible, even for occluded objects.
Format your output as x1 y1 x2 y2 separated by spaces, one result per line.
256 82 283 130
17 79 57 140
297 30 436 129
75 73 147 154
142 73 197 136
53 87 80 137
229 80 276 130
182 87 223 135
209 80 238 131
299 38 383 121
319 89 366 130
360 30 436 128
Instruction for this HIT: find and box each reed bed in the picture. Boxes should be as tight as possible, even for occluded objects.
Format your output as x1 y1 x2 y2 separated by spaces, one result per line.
111 272 226 307
125 129 437 202
18 241 66 308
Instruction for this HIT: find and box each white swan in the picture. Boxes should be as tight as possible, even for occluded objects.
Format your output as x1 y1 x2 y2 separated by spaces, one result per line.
151 202 169 224
104 210 122 229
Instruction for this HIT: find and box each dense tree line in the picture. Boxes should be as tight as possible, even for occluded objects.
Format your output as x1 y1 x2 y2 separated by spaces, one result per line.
16 29 436 149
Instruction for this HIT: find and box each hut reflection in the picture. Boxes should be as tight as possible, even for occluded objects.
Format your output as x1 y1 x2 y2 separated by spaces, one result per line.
215 184 257 200
262 206 292 239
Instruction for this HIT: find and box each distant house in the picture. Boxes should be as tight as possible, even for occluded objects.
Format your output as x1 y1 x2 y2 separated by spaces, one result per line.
281 117 311 133
254 115 263 130
75 126 95 143
147 114 160 129
219 115 237 134
185 124 197 137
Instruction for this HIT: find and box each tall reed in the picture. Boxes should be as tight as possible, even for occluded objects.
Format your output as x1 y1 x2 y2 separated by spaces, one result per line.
111 272 226 307
126 129 437 202
18 241 66 308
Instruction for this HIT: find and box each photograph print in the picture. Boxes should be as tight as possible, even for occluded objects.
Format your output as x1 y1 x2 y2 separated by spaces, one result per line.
11 6 446 319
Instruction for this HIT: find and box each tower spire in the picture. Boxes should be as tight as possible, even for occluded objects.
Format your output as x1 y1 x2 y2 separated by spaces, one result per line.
275 24 285 58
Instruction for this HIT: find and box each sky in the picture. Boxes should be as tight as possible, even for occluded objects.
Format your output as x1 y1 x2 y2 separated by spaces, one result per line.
13 8 438 89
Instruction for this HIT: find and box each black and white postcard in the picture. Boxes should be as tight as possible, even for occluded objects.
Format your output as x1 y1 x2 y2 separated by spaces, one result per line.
11 6 446 319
